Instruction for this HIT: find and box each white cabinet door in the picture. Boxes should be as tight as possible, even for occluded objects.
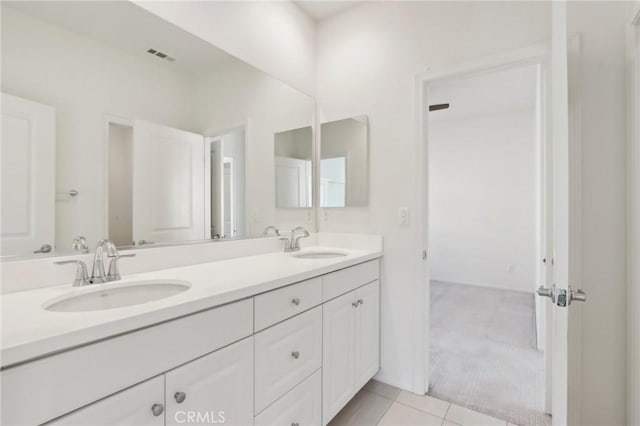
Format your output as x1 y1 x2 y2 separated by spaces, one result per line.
1 93 55 256
322 291 356 424
47 376 165 426
354 281 380 390
165 337 253 426
132 120 205 245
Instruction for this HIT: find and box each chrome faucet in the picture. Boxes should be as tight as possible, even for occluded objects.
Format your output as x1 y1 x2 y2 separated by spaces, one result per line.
263 225 281 236
279 227 310 252
91 240 118 283
56 240 136 286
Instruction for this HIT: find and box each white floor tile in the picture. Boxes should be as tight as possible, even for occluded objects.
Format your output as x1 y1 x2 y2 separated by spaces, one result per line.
364 379 402 400
378 402 443 426
395 390 450 418
446 404 507 426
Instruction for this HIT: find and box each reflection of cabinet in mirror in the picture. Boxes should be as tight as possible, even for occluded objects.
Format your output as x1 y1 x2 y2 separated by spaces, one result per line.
1 93 56 256
274 126 313 209
320 116 369 208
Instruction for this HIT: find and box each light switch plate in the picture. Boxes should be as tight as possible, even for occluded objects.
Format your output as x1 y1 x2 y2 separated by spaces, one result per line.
398 207 409 225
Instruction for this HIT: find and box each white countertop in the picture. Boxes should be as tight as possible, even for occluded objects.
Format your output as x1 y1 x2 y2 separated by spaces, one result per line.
1 246 381 368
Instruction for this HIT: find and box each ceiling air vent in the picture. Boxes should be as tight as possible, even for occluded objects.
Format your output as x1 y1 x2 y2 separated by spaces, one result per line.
146 48 175 62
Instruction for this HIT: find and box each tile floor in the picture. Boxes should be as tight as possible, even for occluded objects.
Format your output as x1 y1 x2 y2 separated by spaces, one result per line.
329 379 517 426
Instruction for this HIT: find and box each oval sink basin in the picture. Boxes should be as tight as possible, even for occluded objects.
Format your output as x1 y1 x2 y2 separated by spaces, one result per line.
44 280 191 312
292 250 348 259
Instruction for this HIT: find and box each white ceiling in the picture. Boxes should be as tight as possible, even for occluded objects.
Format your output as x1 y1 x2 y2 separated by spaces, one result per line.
3 1 231 76
427 64 538 122
294 1 359 21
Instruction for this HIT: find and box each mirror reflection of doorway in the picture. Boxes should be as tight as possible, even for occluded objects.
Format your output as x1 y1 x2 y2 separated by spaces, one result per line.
208 127 245 239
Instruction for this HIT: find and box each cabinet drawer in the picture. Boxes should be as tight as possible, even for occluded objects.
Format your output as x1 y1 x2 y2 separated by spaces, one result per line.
255 277 322 331
254 307 322 414
323 259 379 301
45 376 164 426
255 369 321 426
1 299 253 426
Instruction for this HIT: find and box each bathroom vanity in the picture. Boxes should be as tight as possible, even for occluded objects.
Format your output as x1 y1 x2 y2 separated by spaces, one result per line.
1 247 381 426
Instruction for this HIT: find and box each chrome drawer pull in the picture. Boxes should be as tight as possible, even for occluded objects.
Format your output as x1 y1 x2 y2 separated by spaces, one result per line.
291 351 300 359
151 403 164 416
291 298 301 306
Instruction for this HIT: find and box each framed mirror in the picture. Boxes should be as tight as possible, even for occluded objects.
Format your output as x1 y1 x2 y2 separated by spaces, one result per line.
320 116 369 207
0 1 315 258
274 126 313 209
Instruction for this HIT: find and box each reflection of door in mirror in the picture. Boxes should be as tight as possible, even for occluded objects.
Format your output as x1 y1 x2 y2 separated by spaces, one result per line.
207 127 245 239
107 121 133 247
223 158 234 237
131 120 206 246
1 93 56 257
320 157 347 207
274 126 313 208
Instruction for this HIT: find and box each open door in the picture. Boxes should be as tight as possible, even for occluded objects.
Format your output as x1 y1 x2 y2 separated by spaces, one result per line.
132 120 205 245
536 3 586 425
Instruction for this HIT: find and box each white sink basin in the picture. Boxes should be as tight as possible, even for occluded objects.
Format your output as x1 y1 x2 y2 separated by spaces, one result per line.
292 250 348 259
44 280 191 312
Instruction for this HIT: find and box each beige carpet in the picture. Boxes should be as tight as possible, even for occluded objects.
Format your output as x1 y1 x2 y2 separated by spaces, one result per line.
429 281 551 426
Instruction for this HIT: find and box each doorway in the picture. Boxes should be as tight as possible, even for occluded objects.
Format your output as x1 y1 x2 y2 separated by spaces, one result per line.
206 126 246 239
422 58 552 426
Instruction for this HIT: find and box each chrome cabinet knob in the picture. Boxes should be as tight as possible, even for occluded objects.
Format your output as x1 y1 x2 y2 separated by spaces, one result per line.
352 301 359 307
151 403 164 416
291 351 300 359
291 298 301 306
357 298 364 305
174 391 187 404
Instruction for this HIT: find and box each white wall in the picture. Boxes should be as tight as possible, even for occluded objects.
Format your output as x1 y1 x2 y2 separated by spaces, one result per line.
316 0 552 392
134 1 316 96
316 3 629 425
429 108 537 292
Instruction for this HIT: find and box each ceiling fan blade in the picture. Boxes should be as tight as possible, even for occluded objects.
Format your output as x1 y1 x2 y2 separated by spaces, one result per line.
428 103 450 111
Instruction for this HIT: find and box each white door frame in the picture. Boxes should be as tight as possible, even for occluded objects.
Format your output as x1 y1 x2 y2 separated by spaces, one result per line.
627 6 640 426
413 40 582 424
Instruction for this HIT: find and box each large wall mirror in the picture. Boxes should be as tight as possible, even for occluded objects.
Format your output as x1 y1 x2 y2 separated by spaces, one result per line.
0 1 315 258
320 116 369 207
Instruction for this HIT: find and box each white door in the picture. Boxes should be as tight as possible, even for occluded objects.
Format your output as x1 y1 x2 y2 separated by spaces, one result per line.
322 291 356 424
165 337 253 426
275 156 311 208
354 280 380 390
132 120 205 245
48 376 164 426
545 3 585 425
1 93 55 256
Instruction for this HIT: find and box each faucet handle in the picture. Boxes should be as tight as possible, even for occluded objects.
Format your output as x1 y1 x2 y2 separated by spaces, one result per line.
107 253 136 281
55 260 90 286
